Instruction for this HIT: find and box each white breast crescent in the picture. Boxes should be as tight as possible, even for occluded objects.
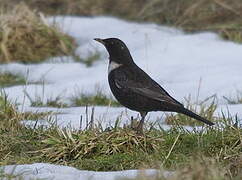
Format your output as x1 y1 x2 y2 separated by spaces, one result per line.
108 61 123 74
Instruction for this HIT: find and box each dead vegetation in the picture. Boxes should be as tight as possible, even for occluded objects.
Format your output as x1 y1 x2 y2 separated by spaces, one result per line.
0 3 76 63
2 0 242 43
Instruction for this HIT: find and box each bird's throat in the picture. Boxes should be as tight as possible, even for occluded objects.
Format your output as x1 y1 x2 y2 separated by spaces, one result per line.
108 61 123 74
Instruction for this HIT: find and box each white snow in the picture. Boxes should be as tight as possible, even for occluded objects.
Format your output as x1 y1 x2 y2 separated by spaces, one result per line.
1 16 242 179
2 163 172 180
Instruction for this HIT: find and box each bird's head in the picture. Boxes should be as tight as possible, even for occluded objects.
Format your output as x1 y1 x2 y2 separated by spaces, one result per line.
94 38 133 65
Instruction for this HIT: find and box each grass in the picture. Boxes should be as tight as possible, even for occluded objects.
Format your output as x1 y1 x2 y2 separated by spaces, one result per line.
21 111 53 121
0 92 50 131
30 96 68 108
0 93 241 179
165 96 217 126
23 84 69 108
223 92 242 104
2 0 242 43
71 90 120 107
24 86 119 108
26 90 120 108
0 93 21 131
0 72 26 87
75 50 102 67
0 3 76 63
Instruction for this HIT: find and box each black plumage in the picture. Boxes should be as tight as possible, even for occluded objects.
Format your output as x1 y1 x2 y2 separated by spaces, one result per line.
94 38 214 132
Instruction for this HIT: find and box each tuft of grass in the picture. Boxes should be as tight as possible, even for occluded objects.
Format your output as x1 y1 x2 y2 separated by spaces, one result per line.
0 92 23 132
220 27 242 44
0 3 76 63
223 92 242 104
75 51 101 67
71 90 120 107
0 92 53 131
39 128 163 163
30 96 68 108
0 72 26 87
24 88 68 108
21 111 53 121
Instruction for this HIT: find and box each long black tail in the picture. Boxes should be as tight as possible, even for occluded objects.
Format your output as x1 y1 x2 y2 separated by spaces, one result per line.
178 108 214 126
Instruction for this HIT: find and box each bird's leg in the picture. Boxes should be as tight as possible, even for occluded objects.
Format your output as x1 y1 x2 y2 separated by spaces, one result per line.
137 112 147 133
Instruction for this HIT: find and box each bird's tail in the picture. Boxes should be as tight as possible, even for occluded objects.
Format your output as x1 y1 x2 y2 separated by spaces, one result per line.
178 107 214 126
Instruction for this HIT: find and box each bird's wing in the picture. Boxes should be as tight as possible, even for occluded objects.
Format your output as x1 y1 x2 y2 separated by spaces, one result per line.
114 75 183 106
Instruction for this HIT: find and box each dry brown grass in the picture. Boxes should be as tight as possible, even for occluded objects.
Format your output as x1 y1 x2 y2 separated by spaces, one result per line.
0 3 75 63
2 0 242 43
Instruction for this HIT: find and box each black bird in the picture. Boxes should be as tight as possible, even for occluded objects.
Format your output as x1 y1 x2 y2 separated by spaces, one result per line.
94 38 214 132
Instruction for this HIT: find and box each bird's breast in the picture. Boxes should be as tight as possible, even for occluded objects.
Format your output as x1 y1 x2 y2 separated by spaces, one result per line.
108 61 123 74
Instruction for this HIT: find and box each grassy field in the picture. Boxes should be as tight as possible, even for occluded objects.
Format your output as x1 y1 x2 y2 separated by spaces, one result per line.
0 93 241 179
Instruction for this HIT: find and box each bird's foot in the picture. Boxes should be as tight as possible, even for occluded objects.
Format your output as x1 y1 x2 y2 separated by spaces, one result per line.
124 116 144 134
